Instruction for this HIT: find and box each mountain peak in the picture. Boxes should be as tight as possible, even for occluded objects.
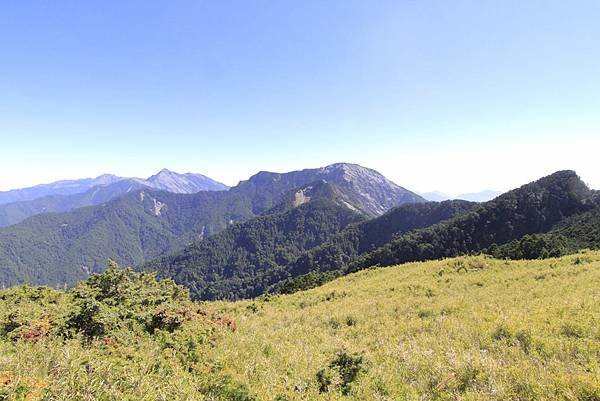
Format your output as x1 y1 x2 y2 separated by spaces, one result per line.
238 163 425 216
144 169 228 193
322 162 361 171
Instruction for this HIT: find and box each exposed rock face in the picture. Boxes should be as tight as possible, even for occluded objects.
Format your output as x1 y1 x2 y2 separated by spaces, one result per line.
236 163 425 217
318 163 425 215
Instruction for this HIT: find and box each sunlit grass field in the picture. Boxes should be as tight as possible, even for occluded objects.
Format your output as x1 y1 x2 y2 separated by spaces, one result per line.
1 252 599 400
208 251 600 400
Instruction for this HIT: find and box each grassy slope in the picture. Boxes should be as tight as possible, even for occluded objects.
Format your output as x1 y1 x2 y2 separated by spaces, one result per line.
208 251 600 400
1 253 599 400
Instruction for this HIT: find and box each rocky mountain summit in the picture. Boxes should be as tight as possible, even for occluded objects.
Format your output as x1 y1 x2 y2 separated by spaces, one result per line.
236 162 425 217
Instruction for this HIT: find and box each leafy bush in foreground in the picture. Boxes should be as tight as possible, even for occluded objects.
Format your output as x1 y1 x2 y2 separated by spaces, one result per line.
0 261 246 400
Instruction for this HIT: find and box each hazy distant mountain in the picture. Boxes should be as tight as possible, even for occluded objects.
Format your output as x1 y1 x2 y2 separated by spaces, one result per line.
0 174 123 206
0 170 228 227
419 191 451 202
0 163 422 287
420 190 502 202
133 169 229 193
455 190 502 202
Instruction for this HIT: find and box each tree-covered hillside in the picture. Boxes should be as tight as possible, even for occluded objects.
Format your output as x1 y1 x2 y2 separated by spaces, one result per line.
141 189 367 300
0 189 256 287
348 170 595 272
140 197 473 300
0 163 419 288
281 199 476 284
138 171 598 301
489 205 600 259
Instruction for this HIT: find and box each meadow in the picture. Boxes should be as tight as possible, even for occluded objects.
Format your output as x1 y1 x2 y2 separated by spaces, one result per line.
208 252 600 400
1 252 599 400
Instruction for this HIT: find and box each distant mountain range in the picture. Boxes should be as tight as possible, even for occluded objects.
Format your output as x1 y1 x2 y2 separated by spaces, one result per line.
0 163 424 287
0 174 123 205
134 168 229 193
0 169 228 227
419 189 503 202
0 164 597 302
143 170 599 300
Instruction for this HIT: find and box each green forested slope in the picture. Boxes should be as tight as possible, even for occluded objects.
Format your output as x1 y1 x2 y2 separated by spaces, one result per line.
489 205 600 259
140 197 473 300
348 170 595 272
0 163 420 288
279 199 476 288
141 192 367 300
0 189 256 287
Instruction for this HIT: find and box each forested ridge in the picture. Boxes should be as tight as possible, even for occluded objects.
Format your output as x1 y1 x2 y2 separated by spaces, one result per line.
348 170 596 272
141 170 599 300
0 163 419 288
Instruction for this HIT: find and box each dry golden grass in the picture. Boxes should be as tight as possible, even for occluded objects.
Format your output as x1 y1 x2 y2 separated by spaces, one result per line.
207 251 600 400
1 252 599 400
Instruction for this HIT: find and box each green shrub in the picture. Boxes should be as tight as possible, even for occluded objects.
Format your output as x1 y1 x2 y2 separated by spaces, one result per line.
64 261 193 340
345 315 358 326
316 351 367 395
561 323 585 338
492 324 513 341
515 330 533 353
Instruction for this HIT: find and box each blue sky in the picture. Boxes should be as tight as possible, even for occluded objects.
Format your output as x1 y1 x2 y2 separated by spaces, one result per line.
1 1 599 193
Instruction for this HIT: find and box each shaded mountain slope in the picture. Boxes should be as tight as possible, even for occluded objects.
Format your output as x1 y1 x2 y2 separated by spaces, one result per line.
280 199 476 282
489 204 600 259
142 196 473 300
141 182 367 300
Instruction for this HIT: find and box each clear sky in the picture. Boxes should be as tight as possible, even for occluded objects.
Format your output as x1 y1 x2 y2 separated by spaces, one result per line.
1 1 599 194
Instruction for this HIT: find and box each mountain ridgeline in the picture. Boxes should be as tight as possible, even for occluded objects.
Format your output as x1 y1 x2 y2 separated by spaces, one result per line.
232 163 425 217
0 163 423 288
0 165 597 301
142 197 475 300
348 170 596 272
0 169 228 227
0 174 123 205
141 170 598 300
